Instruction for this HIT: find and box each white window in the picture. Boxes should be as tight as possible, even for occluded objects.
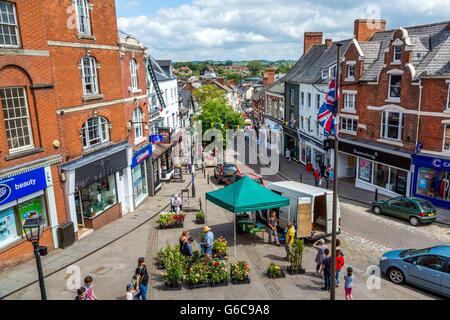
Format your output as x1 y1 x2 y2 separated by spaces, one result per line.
300 92 304 106
290 88 295 106
388 75 402 99
329 65 337 78
446 84 450 110
307 93 312 108
316 94 321 109
393 45 402 63
321 69 328 80
344 93 356 110
76 0 91 35
0 87 34 152
340 117 358 132
381 110 403 141
130 59 138 90
82 116 109 148
133 108 143 139
348 65 355 79
81 56 99 95
0 1 19 47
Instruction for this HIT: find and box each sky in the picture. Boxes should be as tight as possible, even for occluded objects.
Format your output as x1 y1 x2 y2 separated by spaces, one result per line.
116 0 450 62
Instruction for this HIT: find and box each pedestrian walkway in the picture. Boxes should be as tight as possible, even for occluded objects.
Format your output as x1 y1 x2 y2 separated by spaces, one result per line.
276 156 450 225
0 175 193 300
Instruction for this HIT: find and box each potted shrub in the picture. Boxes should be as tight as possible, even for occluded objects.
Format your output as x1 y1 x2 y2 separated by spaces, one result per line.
287 239 306 275
186 262 209 289
161 260 185 290
208 259 230 287
230 260 251 284
267 263 285 279
212 236 228 259
196 211 205 224
158 212 186 229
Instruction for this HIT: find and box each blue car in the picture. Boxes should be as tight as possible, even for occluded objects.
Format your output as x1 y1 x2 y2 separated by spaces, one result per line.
380 245 450 298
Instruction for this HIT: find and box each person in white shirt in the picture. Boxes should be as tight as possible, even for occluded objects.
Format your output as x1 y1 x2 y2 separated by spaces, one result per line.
171 194 182 212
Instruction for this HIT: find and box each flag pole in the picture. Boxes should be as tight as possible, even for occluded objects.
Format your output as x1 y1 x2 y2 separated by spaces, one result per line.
330 42 343 301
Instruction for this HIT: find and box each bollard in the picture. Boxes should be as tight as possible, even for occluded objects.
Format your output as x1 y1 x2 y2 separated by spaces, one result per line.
326 179 329 189
375 189 378 201
300 174 303 183
207 174 210 185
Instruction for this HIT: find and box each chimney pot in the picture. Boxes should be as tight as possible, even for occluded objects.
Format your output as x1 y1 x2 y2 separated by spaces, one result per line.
354 19 387 42
304 32 323 55
325 38 333 48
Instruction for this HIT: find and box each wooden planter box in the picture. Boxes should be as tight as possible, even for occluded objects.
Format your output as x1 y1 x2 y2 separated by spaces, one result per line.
268 269 286 279
231 277 251 285
286 267 306 275
159 222 184 229
210 279 229 287
189 282 208 290
164 281 183 290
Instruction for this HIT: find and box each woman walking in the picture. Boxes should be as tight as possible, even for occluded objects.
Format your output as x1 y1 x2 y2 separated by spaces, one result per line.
267 211 280 246
313 239 327 277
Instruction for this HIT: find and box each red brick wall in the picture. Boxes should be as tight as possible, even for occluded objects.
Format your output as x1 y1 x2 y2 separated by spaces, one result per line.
304 32 323 54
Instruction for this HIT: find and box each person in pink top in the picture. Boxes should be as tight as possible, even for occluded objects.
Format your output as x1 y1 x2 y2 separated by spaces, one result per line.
82 276 98 300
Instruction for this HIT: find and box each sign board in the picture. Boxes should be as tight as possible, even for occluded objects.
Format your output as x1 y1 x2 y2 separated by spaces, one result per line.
132 144 152 168
173 166 183 180
297 198 312 238
0 168 48 205
150 134 164 144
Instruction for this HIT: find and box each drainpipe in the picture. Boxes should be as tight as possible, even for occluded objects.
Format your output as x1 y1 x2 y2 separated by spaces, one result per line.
412 76 423 197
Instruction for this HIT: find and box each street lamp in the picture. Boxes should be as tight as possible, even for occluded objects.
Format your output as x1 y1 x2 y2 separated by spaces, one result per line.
22 214 48 300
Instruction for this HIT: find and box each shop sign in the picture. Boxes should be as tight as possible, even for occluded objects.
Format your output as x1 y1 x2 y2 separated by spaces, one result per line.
0 168 48 205
339 141 411 170
412 155 450 170
132 144 153 169
150 134 164 144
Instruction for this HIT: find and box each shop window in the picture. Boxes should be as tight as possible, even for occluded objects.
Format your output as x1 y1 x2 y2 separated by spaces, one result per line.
381 110 403 141
388 75 402 99
82 116 109 149
374 163 390 190
444 124 450 151
76 0 92 35
417 167 437 197
0 1 20 47
133 162 147 200
437 171 450 201
358 159 372 183
390 167 408 195
0 194 48 248
75 174 117 219
0 87 34 152
130 59 139 91
81 56 99 96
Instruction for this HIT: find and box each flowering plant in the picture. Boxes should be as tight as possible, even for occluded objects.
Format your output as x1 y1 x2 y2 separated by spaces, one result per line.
212 236 228 256
157 212 186 226
230 260 251 281
207 259 230 284
186 262 209 285
267 263 283 278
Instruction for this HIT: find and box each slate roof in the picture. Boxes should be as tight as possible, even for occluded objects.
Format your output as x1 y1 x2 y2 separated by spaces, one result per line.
360 21 450 81
150 57 176 82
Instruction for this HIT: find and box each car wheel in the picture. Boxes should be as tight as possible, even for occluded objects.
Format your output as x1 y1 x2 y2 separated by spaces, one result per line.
409 216 420 226
373 206 382 215
388 267 405 284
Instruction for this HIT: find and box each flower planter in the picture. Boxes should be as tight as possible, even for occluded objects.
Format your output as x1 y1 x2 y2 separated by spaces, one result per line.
286 267 306 275
231 277 251 285
164 281 183 290
189 282 208 290
159 222 184 229
268 269 286 279
209 280 229 287
195 218 205 224
212 252 227 260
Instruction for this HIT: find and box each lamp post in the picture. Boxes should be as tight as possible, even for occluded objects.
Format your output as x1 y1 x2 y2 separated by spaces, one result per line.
22 214 47 300
191 132 196 198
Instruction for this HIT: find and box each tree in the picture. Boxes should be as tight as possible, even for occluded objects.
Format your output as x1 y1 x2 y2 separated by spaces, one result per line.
277 63 293 74
192 84 226 106
247 60 263 76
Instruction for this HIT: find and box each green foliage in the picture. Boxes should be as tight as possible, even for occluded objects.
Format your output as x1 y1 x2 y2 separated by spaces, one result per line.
196 211 205 220
158 243 189 283
230 261 251 281
289 239 305 271
212 236 228 256
187 262 209 285
195 98 244 136
247 60 264 76
277 63 293 74
192 84 226 106
207 259 230 284
267 263 283 278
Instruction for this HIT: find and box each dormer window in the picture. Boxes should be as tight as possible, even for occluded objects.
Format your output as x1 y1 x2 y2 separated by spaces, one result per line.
393 45 402 63
348 65 355 79
329 65 337 78
322 69 328 80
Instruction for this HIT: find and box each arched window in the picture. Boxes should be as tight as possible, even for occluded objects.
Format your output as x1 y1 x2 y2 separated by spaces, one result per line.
76 0 91 35
81 56 99 95
133 108 143 139
82 116 109 148
130 59 138 90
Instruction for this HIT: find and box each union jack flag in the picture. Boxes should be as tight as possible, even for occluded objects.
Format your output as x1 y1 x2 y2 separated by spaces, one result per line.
317 78 339 136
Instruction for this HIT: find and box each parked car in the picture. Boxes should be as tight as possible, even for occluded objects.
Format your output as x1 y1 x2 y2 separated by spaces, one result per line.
380 245 450 298
224 172 264 186
214 163 239 184
371 196 437 226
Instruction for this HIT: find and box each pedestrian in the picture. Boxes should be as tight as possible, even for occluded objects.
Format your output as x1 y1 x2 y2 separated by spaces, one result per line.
283 223 295 260
285 148 291 161
134 257 149 300
336 238 344 256
267 210 280 246
201 226 214 257
344 267 354 300
182 236 194 258
313 168 321 187
125 283 138 300
74 287 86 300
336 249 345 287
82 276 97 300
320 163 327 179
328 168 335 185
313 239 327 277
179 230 189 253
171 194 182 212
320 248 331 291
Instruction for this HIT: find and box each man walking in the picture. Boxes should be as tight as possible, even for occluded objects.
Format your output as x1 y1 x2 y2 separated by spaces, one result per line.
313 168 321 187
283 223 295 260
321 249 331 291
201 226 214 257
135 257 149 300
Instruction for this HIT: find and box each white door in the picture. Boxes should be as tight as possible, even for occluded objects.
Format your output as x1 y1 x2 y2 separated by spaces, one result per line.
117 170 126 211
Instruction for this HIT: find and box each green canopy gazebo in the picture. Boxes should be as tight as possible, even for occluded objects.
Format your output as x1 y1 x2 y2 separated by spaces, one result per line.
205 176 290 256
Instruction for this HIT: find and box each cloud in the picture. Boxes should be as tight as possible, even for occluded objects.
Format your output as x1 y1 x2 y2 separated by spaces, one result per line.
116 0 450 61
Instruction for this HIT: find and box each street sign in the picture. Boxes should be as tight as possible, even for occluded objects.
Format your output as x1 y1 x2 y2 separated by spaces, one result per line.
416 142 423 153
150 134 164 144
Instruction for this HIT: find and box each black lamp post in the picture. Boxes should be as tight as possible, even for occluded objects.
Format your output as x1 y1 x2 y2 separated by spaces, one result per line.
22 214 47 300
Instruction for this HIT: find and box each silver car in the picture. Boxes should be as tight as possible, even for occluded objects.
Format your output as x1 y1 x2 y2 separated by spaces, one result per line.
380 245 450 298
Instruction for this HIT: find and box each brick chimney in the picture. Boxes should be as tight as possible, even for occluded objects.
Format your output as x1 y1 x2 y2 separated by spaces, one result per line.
325 38 333 48
216 77 225 86
304 32 323 54
354 19 387 41
263 67 276 87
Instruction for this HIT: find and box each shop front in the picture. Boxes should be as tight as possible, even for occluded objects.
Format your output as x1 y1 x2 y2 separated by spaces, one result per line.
131 144 152 208
298 132 331 170
412 154 450 209
0 164 59 256
339 139 412 197
283 127 299 161
62 142 133 234
265 117 284 153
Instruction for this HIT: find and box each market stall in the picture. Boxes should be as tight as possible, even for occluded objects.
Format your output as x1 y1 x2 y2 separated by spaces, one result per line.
205 176 290 256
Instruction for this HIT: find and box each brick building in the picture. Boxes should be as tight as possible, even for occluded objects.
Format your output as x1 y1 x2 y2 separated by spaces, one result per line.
338 20 450 210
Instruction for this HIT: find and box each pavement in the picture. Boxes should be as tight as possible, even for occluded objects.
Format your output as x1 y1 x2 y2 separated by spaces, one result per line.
2 165 445 300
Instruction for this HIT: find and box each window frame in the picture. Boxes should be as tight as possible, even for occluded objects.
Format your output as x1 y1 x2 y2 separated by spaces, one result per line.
81 56 99 96
321 69 328 80
290 88 295 106
0 87 34 153
307 93 312 108
81 116 109 149
443 124 450 152
344 93 356 111
75 0 92 35
393 45 402 63
133 107 144 139
316 94 321 109
300 92 305 107
381 110 403 141
0 1 20 48
347 65 355 79
340 117 358 133
446 84 450 110
388 74 402 100
130 58 138 91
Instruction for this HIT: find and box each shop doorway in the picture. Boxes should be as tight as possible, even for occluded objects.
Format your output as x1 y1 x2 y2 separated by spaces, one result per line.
285 135 299 161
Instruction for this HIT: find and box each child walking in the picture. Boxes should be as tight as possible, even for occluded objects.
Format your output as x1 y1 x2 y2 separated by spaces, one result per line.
344 267 354 300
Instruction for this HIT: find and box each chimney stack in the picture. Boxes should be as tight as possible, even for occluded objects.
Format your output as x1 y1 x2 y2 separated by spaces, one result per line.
263 67 276 88
354 19 387 42
325 38 333 48
216 77 225 86
304 32 323 54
